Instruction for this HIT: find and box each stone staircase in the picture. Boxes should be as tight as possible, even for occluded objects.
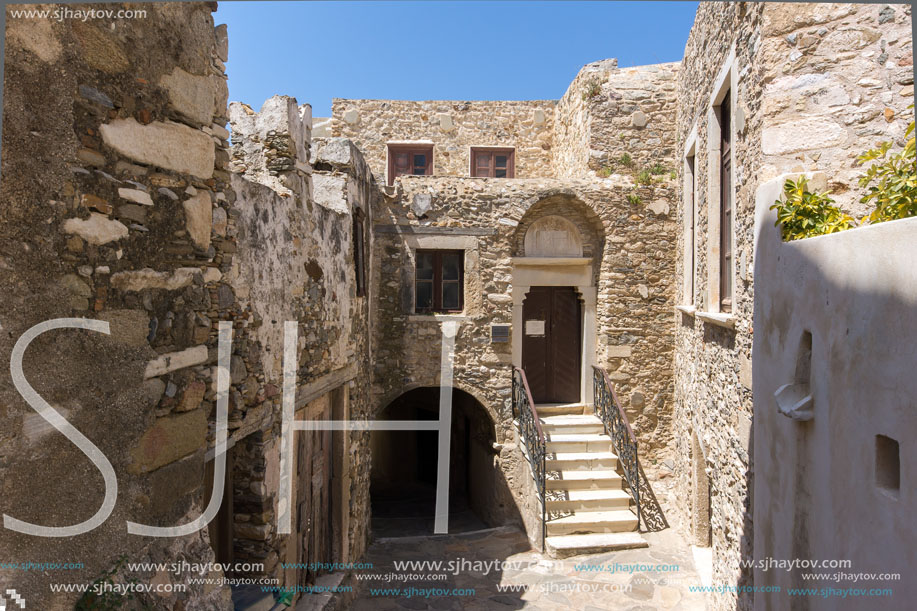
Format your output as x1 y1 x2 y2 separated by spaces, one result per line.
538 403 648 558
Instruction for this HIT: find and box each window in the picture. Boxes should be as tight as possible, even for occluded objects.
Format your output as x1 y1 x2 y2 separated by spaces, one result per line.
415 250 463 313
353 209 365 297
387 144 432 185
719 91 733 313
875 434 900 497
684 146 696 306
471 148 515 178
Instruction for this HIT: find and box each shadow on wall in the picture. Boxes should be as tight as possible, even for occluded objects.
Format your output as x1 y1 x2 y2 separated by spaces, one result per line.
370 387 522 538
750 173 917 610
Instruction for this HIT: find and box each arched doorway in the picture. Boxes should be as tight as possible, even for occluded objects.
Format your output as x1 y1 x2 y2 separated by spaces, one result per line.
370 387 506 537
511 195 605 404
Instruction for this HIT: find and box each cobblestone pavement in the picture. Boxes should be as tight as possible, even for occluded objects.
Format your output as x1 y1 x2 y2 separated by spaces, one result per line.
347 525 708 610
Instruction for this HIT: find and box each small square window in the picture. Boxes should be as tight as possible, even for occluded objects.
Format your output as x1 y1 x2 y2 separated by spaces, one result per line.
387 144 433 185
415 250 464 313
471 148 515 178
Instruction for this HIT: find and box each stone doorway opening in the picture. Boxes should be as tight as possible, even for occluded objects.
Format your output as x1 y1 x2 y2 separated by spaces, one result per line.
370 387 506 537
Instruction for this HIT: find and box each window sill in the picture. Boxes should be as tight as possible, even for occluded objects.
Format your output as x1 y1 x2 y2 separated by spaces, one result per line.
407 314 468 323
696 311 737 329
675 305 697 316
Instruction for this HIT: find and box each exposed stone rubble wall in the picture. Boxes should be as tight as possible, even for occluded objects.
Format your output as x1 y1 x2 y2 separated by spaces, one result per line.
0 3 232 608
371 175 677 479
554 59 680 180
331 99 557 180
672 4 913 611
227 100 374 586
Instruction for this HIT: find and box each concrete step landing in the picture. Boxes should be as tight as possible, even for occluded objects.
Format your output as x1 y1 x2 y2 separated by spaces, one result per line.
545 532 648 558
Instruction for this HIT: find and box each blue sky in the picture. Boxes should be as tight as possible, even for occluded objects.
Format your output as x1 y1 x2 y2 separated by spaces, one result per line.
216 1 699 117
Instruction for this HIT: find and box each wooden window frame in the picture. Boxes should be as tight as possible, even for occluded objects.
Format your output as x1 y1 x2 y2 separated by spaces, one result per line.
387 144 433 186
470 147 515 178
719 91 733 313
414 249 464 313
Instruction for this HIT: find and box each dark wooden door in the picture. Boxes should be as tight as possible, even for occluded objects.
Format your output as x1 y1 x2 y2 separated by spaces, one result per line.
296 398 333 587
522 286 582 404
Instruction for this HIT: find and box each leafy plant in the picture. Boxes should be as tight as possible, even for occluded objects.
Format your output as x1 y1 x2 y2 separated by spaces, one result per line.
617 152 634 168
582 78 603 100
856 108 916 224
770 176 855 241
648 162 668 175
597 165 613 178
627 192 642 206
669 169 677 181
635 169 652 186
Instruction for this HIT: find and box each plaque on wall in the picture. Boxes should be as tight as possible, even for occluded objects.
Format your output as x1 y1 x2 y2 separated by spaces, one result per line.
525 320 545 336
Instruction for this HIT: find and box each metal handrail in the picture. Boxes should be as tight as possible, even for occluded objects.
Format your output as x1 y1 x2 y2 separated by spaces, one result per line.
511 366 547 548
591 365 642 531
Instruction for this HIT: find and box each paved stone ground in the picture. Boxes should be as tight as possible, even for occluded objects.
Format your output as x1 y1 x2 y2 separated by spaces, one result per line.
346 525 708 610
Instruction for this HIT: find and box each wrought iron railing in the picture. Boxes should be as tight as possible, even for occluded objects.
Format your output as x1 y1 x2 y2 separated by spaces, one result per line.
512 366 547 547
592 365 642 531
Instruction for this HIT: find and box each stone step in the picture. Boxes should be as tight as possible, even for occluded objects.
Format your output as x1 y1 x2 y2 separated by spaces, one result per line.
545 532 648 558
536 403 588 417
547 469 623 490
545 433 613 453
546 451 618 471
546 509 638 536
547 488 632 511
541 414 605 434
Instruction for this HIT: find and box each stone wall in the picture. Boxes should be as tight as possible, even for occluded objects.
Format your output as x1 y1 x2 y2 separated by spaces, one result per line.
331 99 556 181
0 3 233 608
370 174 677 480
672 3 913 610
757 2 914 218
554 59 680 181
227 99 375 588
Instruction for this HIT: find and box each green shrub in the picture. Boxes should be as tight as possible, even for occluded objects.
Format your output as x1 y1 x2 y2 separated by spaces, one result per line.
648 162 668 175
617 152 634 168
627 193 642 206
582 78 603 100
596 166 613 178
856 109 916 224
770 176 855 241
635 169 652 186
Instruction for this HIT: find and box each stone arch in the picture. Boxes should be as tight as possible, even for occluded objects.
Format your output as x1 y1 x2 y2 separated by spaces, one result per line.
512 190 606 260
370 386 517 535
375 382 500 431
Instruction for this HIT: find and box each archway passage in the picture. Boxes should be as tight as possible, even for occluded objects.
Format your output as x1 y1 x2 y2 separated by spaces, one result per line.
370 387 506 537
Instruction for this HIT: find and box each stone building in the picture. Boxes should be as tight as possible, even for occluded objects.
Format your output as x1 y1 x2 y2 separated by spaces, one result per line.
0 2 913 610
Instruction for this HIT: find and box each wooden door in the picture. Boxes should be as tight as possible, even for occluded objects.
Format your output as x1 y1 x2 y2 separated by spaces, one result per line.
296 397 333 587
522 287 582 404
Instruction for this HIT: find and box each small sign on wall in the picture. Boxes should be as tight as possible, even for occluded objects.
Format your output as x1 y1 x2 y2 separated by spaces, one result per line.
525 320 546 336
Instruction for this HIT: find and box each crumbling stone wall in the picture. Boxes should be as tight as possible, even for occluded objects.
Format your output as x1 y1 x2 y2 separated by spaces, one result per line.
554 59 680 180
672 4 913 611
0 3 233 608
331 99 556 180
227 99 375 586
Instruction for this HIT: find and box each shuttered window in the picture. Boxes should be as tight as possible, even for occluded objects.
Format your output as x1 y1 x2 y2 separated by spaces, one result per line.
388 144 433 185
415 250 464 313
471 148 515 178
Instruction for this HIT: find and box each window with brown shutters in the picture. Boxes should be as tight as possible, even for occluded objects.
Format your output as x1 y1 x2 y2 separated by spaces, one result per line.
415 250 464 313
471 148 515 178
719 92 733 313
387 144 433 185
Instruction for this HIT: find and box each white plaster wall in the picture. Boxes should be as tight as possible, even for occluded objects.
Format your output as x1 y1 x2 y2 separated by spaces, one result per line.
752 174 917 609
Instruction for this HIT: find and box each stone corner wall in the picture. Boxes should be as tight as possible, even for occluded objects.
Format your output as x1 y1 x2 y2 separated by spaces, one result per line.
1 3 233 608
554 58 680 181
